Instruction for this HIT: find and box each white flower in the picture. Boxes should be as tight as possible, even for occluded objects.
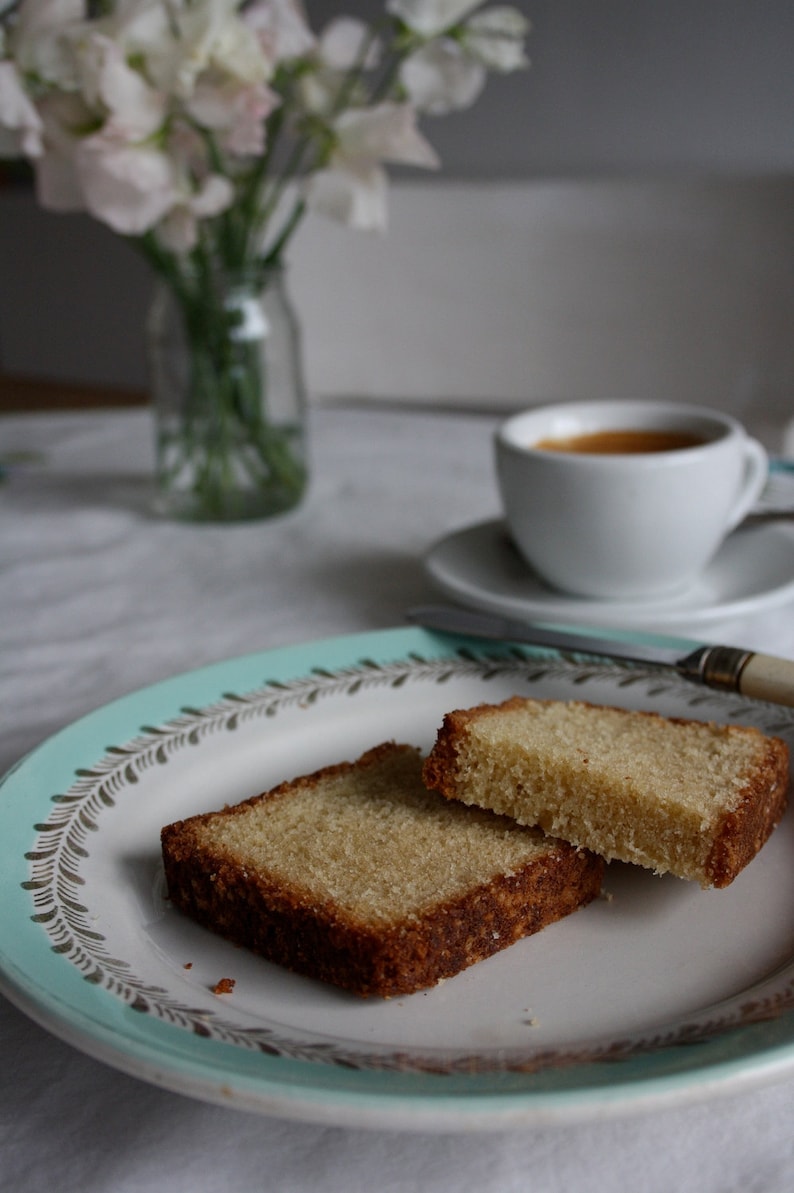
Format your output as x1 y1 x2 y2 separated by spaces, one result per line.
186 78 279 155
0 60 43 157
332 102 439 167
318 17 380 71
9 0 84 87
157 173 234 252
243 0 315 67
296 18 379 117
89 0 172 92
386 0 481 38
0 0 529 257
400 38 485 113
105 0 269 101
75 131 182 234
305 161 388 231
306 102 438 231
464 7 529 72
73 32 165 139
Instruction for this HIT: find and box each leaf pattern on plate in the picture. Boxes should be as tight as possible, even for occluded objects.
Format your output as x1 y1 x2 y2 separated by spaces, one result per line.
21 646 794 1074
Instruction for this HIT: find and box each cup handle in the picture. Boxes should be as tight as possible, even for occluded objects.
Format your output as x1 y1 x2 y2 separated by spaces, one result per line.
725 438 769 531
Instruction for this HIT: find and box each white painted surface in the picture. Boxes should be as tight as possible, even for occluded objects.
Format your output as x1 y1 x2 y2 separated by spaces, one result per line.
2 178 793 427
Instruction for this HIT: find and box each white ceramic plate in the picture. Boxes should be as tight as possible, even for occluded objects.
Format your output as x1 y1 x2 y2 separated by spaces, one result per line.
2 627 794 1131
424 521 794 630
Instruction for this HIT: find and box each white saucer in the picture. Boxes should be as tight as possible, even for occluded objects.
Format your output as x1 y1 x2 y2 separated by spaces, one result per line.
423 519 794 631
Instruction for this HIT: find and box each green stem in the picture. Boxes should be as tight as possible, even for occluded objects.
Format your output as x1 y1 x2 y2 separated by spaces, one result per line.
153 265 306 519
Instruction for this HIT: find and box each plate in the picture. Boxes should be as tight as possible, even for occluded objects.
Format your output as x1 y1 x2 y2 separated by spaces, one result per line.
2 626 794 1131
423 520 794 631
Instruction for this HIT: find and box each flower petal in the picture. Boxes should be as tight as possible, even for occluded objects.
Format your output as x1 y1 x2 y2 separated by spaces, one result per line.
75 32 165 138
306 162 389 231
11 0 84 85
386 0 481 38
0 60 43 157
318 17 380 71
75 134 180 234
243 0 315 65
334 102 439 169
464 6 530 72
400 39 486 113
186 79 278 155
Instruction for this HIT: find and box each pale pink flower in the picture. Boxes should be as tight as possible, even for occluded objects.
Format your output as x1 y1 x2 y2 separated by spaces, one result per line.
10 0 84 86
74 32 165 139
186 78 280 156
0 0 529 254
91 0 173 94
306 161 388 231
332 102 439 168
75 132 182 234
318 17 380 71
296 17 380 117
141 0 270 101
400 38 485 113
464 7 529 71
0 60 43 157
157 174 235 252
242 0 315 69
386 0 481 38
306 102 438 230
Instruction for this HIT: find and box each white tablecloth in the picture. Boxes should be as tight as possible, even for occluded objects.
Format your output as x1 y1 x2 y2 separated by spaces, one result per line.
2 405 794 1193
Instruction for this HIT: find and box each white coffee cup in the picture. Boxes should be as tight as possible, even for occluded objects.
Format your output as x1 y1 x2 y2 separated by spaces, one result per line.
495 400 769 600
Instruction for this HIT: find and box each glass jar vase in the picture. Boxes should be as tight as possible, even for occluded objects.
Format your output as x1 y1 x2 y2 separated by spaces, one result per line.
147 262 308 522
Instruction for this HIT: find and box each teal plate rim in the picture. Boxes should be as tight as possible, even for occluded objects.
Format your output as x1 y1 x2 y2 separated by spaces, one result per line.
2 624 794 1132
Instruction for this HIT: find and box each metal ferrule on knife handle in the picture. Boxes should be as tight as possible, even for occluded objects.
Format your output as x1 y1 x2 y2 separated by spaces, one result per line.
678 646 755 692
679 646 794 707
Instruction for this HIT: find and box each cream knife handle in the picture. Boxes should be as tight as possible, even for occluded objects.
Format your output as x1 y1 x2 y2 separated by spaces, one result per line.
738 654 794 708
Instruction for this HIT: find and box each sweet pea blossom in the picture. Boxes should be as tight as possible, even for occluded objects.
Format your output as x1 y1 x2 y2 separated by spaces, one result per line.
296 17 380 117
400 38 485 114
161 0 269 100
306 102 438 231
96 0 268 102
0 0 530 253
157 174 235 252
386 0 482 38
318 17 380 72
186 77 279 155
397 4 527 113
464 6 529 71
75 132 184 234
0 59 42 156
86 0 173 95
8 0 84 88
243 0 315 66
73 32 165 138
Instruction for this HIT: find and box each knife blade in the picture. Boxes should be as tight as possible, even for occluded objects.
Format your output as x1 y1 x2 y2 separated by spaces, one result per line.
406 604 794 709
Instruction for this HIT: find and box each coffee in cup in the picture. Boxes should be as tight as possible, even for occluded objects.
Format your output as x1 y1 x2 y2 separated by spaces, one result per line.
494 400 768 600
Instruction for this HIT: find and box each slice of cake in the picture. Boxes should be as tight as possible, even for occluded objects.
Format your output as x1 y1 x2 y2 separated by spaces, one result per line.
422 697 790 889
161 742 604 998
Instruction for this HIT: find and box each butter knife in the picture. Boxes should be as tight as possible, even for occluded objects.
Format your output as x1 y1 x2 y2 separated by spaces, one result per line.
406 604 794 709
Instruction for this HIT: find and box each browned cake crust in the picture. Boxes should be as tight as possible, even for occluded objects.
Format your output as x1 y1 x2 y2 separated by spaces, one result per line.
161 743 605 998
704 744 790 886
423 697 790 889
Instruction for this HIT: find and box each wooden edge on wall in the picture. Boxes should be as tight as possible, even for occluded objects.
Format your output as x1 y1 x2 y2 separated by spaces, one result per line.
0 374 147 413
